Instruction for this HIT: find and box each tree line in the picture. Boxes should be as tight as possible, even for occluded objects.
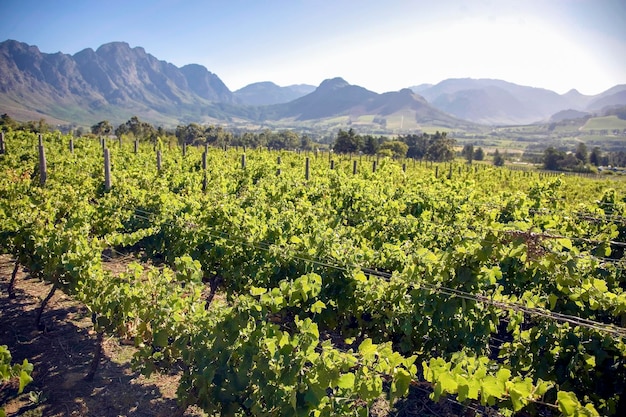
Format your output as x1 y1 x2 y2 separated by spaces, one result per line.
5 113 624 169
332 128 467 162
543 142 626 172
0 114 496 164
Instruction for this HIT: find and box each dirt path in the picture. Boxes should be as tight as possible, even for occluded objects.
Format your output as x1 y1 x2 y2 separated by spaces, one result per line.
0 254 203 417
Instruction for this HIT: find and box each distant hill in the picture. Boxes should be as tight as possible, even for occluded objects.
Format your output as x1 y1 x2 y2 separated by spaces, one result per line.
411 79 626 125
549 109 590 123
0 39 235 125
268 77 378 120
260 78 469 130
234 82 315 105
0 40 467 130
1 39 625 132
587 86 626 111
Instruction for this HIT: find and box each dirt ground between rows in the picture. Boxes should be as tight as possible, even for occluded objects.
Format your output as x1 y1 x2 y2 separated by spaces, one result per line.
0 254 204 417
0 254 473 417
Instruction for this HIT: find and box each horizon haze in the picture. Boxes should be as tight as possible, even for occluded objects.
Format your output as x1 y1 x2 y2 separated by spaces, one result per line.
1 0 625 96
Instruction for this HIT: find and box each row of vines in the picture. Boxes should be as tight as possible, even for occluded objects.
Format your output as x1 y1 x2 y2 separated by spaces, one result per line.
1 131 625 416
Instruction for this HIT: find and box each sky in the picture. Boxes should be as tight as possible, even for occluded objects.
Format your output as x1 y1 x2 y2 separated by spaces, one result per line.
1 0 625 95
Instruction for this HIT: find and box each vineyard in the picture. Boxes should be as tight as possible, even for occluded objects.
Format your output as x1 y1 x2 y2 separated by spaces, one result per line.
1 131 625 416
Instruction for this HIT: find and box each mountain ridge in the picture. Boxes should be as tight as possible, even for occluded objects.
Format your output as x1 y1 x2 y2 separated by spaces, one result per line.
411 78 626 124
1 39 625 129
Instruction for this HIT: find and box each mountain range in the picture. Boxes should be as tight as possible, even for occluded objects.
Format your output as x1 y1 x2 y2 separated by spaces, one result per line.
1 39 625 129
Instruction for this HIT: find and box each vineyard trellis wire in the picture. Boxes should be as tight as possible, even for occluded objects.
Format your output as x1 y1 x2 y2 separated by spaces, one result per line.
128 206 626 339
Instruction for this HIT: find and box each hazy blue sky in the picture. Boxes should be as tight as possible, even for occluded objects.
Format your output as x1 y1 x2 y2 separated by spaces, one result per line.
2 0 625 95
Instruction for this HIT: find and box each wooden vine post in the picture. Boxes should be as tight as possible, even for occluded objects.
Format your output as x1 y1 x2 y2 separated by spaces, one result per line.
353 160 358 175
241 153 246 169
202 151 207 192
0 131 5 154
276 156 281 176
104 148 112 191
157 150 162 171
305 157 310 180
38 134 47 186
69 137 74 154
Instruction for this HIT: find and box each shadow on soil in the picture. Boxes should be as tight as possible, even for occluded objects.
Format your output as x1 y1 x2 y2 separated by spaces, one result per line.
0 261 185 417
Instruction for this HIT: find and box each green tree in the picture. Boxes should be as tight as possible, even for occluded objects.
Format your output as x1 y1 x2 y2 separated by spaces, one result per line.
462 144 474 164
362 135 382 155
473 147 485 161
23 118 49 134
401 134 429 159
543 146 565 170
589 147 602 166
115 116 156 141
333 128 362 154
91 120 113 136
205 125 232 148
426 131 455 162
493 149 505 166
378 140 408 158
0 113 18 130
176 123 205 145
575 142 588 164
300 134 314 150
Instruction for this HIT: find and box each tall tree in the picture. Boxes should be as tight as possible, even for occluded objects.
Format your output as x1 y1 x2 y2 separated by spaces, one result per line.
175 123 205 145
205 125 232 147
493 149 505 166
575 142 588 164
0 113 18 130
378 141 408 158
589 147 602 166
462 144 474 164
115 116 156 140
361 135 382 155
333 128 361 154
91 120 113 136
401 134 429 159
543 147 565 170
473 147 485 161
426 131 455 162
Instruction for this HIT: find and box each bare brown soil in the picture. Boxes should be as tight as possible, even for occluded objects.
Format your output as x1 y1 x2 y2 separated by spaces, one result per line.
0 254 202 417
